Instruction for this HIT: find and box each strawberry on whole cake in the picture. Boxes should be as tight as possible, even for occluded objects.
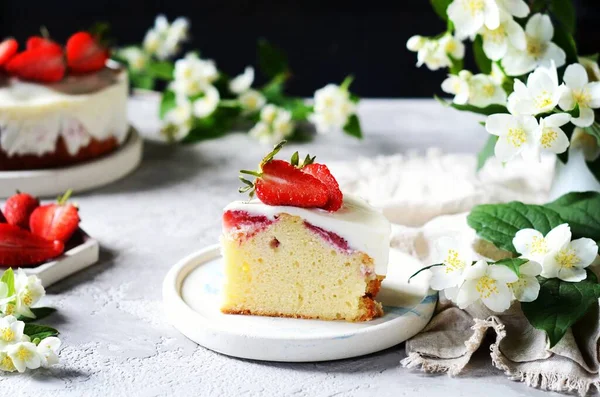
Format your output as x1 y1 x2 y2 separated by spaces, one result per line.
221 142 391 322
0 32 129 171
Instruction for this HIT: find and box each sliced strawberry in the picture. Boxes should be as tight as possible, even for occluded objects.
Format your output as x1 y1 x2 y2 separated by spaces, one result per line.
0 210 6 223
5 45 65 82
29 190 80 243
26 36 62 52
254 160 329 208
66 31 108 74
0 224 64 267
0 39 18 67
302 164 343 211
4 192 40 229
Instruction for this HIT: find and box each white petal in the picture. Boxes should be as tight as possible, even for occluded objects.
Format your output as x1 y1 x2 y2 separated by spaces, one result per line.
406 35 424 51
483 0 501 30
512 275 540 302
569 238 599 268
481 283 513 312
502 47 537 76
526 13 553 42
559 88 576 111
483 34 508 61
193 85 220 118
488 264 519 282
540 125 570 154
557 266 587 282
572 106 595 127
495 133 523 161
38 337 61 352
456 280 480 309
501 0 530 17
520 260 543 276
506 19 527 50
589 82 600 108
448 0 485 38
545 223 572 248
463 260 488 280
543 113 571 127
541 251 561 278
513 228 544 257
443 286 460 302
229 66 254 94
563 63 589 90
486 113 515 136
430 265 463 290
541 42 566 69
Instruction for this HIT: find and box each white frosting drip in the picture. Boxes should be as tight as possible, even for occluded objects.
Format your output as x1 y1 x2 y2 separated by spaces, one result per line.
0 69 129 157
223 194 391 275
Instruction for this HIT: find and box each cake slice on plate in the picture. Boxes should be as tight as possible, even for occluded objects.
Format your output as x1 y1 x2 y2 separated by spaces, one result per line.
221 142 390 322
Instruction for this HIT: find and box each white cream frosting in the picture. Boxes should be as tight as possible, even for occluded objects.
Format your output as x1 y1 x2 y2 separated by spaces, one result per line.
223 194 391 275
0 66 129 157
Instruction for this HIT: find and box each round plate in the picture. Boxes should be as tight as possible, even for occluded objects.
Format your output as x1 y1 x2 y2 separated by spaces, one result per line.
162 244 437 362
0 128 143 198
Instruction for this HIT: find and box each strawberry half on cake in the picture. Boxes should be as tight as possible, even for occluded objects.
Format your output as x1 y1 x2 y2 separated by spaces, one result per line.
221 141 391 322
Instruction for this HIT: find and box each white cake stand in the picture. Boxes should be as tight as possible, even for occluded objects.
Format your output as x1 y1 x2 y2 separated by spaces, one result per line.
163 245 437 362
0 128 143 198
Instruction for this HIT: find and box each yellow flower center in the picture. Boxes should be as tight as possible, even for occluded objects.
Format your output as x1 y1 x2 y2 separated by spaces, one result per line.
528 235 549 255
0 328 14 342
507 127 527 147
465 0 485 15
1 355 15 371
526 37 547 58
22 291 33 307
445 40 457 53
484 25 506 44
540 128 558 149
573 89 592 107
16 346 32 361
535 91 553 109
476 276 498 298
483 84 496 97
444 249 466 273
4 303 15 316
555 247 580 269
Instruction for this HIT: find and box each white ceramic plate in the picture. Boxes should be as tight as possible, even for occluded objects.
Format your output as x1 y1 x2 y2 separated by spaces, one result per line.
21 230 99 288
163 244 436 362
0 128 143 198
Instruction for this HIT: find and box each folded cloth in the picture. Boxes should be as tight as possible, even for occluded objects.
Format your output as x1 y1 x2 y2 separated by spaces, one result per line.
393 213 600 396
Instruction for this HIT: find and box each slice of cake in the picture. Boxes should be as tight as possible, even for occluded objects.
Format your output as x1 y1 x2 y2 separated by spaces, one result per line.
221 142 390 321
0 33 128 170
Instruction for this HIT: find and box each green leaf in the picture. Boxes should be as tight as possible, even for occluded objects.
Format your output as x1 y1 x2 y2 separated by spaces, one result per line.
473 36 492 74
545 191 600 242
583 121 600 147
552 20 578 65
522 270 599 347
435 95 508 116
183 106 240 143
282 99 313 121
467 202 564 253
343 114 363 139
430 0 453 20
449 55 464 75
549 0 576 35
261 73 288 104
340 75 354 91
147 61 174 80
257 39 289 79
159 90 176 120
18 307 57 323
130 72 155 90
23 323 59 341
1 268 15 296
477 135 498 170
492 258 528 277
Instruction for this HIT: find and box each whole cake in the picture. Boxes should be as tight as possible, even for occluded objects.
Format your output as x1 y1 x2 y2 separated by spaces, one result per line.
0 33 128 170
221 142 391 321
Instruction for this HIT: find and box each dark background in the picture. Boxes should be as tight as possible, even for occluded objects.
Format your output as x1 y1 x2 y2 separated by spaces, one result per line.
1 0 598 97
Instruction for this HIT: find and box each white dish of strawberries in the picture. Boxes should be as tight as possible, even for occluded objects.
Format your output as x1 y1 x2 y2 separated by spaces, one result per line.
0 191 99 287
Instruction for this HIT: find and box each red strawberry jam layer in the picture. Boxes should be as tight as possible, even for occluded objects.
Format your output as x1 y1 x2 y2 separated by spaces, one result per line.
303 221 351 252
223 210 274 239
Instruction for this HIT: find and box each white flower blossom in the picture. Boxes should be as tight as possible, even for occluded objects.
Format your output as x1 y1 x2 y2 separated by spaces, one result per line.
143 15 189 60
442 70 507 107
514 224 599 282
310 84 356 134
13 269 45 319
37 337 61 367
447 0 501 40
507 62 562 115
559 63 600 127
164 95 193 142
193 85 220 118
442 70 472 105
0 350 16 372
457 260 518 312
260 104 279 124
485 113 539 161
502 13 566 76
171 53 219 97
229 66 255 95
479 9 526 61
118 47 148 72
7 341 41 373
407 34 464 71
250 106 294 145
272 109 294 138
143 29 161 56
0 316 24 348
496 0 530 17
536 113 571 156
239 89 266 113
429 237 472 292
508 260 542 302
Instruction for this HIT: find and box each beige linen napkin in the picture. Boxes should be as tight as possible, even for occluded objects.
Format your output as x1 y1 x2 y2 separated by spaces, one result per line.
331 151 600 395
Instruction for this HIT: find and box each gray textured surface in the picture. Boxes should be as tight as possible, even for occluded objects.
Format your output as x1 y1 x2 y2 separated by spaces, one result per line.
0 100 563 396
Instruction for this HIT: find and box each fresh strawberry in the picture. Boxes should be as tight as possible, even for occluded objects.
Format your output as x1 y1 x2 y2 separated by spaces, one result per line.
4 192 40 229
26 36 61 52
0 39 18 67
0 224 64 267
66 31 108 74
302 163 343 211
5 45 66 82
29 190 80 243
